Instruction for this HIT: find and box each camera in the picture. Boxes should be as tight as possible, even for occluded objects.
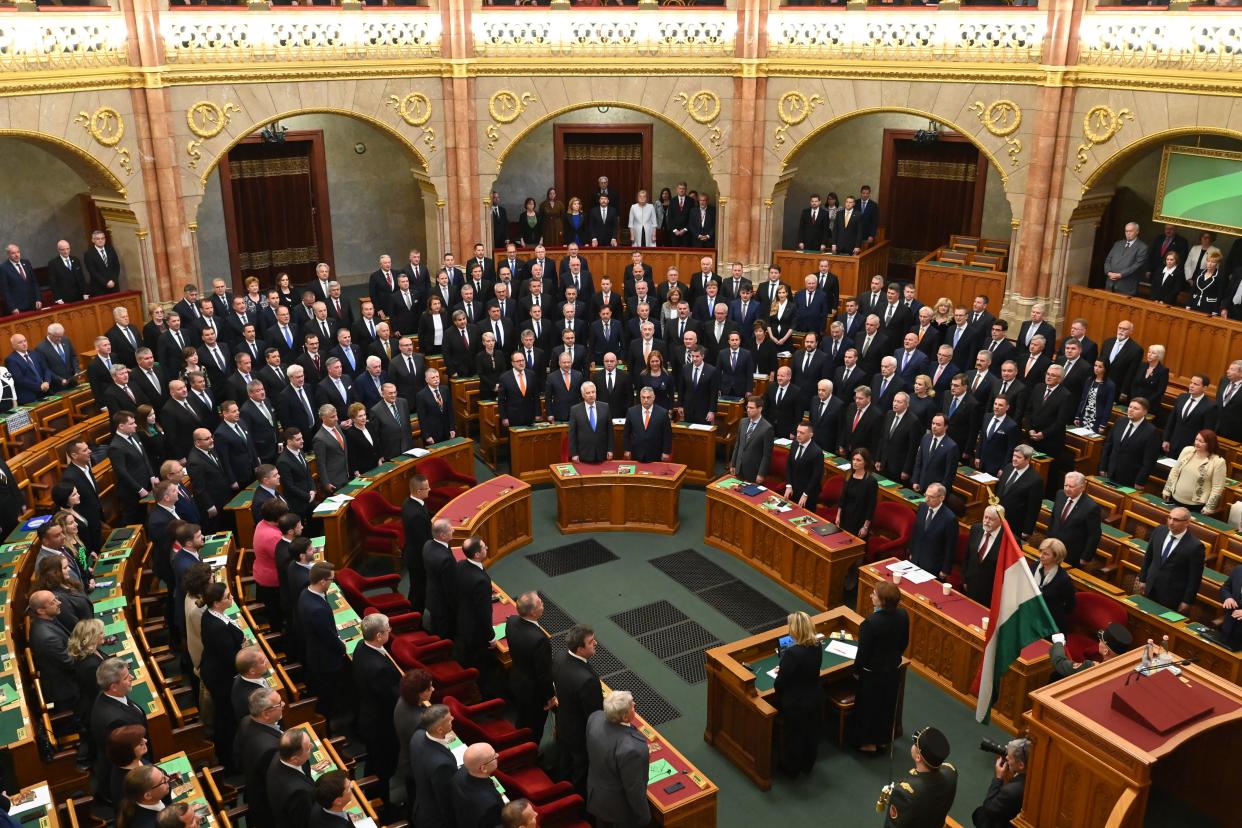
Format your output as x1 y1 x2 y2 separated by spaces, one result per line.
979 739 1008 759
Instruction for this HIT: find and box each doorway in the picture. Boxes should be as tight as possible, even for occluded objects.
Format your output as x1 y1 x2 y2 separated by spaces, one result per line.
879 129 989 280
554 123 653 232
218 130 334 290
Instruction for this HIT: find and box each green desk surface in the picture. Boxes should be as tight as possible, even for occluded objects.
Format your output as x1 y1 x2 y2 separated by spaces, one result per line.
1101 524 1130 539
749 635 855 693
1204 567 1227 585
0 700 29 745
226 484 258 510
1126 594 1187 622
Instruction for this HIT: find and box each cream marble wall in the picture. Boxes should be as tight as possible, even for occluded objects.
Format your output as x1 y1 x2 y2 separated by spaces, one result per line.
0 138 93 261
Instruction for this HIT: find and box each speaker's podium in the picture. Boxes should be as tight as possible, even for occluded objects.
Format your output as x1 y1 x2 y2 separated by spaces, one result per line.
1021 648 1242 827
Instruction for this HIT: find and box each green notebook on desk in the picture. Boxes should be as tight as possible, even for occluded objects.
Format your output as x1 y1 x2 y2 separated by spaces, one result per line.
226 485 257 509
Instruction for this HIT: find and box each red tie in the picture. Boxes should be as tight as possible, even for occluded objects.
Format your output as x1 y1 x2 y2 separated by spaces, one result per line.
978 532 990 561
852 409 862 430
1061 497 1073 522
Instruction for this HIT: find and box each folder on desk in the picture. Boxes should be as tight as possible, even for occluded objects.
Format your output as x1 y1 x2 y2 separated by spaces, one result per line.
739 483 763 496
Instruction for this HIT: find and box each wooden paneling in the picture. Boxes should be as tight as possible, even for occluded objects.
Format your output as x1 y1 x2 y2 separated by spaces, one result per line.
0 291 145 358
771 242 890 313
914 256 1007 312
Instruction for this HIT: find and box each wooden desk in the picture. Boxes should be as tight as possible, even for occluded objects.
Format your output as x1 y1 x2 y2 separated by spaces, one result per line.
859 558 1052 734
704 476 865 609
492 246 714 285
509 423 568 484
157 752 219 826
771 244 890 316
608 421 717 486
0 291 143 373
622 699 718 828
1021 650 1242 828
913 253 1006 313
311 437 476 566
452 375 481 437
436 474 532 563
704 607 865 790
292 723 384 823
4 782 61 827
1065 427 1106 477
552 460 686 534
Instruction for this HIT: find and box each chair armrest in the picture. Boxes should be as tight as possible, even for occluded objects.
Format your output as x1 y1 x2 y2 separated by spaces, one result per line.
460 696 507 718
359 572 402 590
533 793 586 822
386 610 427 633
497 740 538 770
410 638 454 660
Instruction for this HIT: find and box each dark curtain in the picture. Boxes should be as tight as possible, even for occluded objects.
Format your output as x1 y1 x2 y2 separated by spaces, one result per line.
227 141 318 285
887 139 982 280
562 135 644 240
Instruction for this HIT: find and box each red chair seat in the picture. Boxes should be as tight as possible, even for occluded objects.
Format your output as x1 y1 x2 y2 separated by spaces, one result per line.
390 638 480 702
336 568 410 615
531 793 589 827
445 696 533 751
422 456 476 512
814 476 845 522
495 742 575 804
864 501 915 563
1065 592 1127 661
350 491 404 555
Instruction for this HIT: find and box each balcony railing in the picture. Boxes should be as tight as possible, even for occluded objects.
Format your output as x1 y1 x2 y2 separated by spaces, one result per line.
0 9 128 72
472 7 736 56
1079 9 1242 70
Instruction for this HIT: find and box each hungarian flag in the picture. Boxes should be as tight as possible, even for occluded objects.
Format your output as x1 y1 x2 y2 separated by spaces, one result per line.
972 519 1058 723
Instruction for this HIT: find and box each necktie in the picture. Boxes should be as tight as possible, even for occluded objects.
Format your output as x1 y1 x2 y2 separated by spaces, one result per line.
1185 396 1197 418
124 385 134 403
298 387 312 419
588 405 596 430
383 340 392 358
989 340 998 353
1001 381 1010 396
1226 383 1238 407
55 342 65 363
1162 533 1175 562
972 373 982 393
901 352 909 372
406 356 414 375
852 409 862 430
100 247 107 265
644 408 651 429
433 388 442 408
1043 386 1052 401
607 372 613 392
283 327 292 348
925 507 934 527
1121 422 1134 443
693 367 700 387
949 396 959 416
930 437 939 454
332 428 344 449
885 305 892 325
812 209 817 222
979 532 991 561
525 350 534 369
880 378 889 399
795 442 805 463
461 329 469 348
22 353 33 370
385 272 393 290
746 419 755 438
125 327 137 348
182 399 195 417
803 353 811 373
731 351 737 370
889 414 899 436
989 418 999 438
1061 497 1073 522
563 372 570 390
213 348 224 370
15 261 24 278
776 386 784 406
845 212 851 227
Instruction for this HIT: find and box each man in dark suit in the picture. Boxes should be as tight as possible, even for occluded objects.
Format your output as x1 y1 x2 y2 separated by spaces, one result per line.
553 625 605 794
797 194 832 252
46 240 87 303
588 306 625 367
809 380 844 454
963 352 1000 408
1046 472 1102 568
266 729 315 828
106 306 145 367
678 347 719 426
1162 374 1217 456
997 446 1043 540
876 392 921 484
962 507 1006 608
368 254 400 318
585 694 651 828
272 429 312 521
496 351 541 429
1137 508 1206 612
870 357 905 414
1024 365 1074 462
389 337 426 402
90 657 149 800
1100 398 1159 488
666 182 693 244
877 285 914 337
415 370 455 444
410 704 459 828
839 385 883 456
241 382 280 464
454 536 495 678
831 195 864 255
928 345 960 398
854 316 890 378
423 518 456 639
399 474 432 611
489 192 510 246
160 379 202 461
370 383 413 458
730 395 775 483
99 363 150 418
911 414 958 494
215 401 260 487
130 348 167 407
908 484 958 579
1 244 41 313
974 395 1020 476
1019 334 1052 388
188 428 235 524
61 440 103 551
1145 224 1190 282
298 562 348 718
942 375 980 461
1055 339 1092 403
83 229 121 293
1100 320 1143 400
235 689 284 828
568 382 612 463
688 194 716 248
109 412 157 523
1215 361 1242 442
784 424 825 511
1017 307 1057 357
793 273 832 335
314 358 354 420
623 387 672 462
894 332 930 383
587 194 620 247
506 591 556 741
834 349 868 404
592 354 633 416
452 744 505 828
545 352 584 423
5 332 52 403
352 613 401 807
28 591 77 712
715 332 755 398
35 324 78 389
791 332 831 411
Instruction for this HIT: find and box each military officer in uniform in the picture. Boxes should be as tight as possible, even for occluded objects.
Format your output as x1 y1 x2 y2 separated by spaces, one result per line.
1048 623 1132 679
883 726 957 828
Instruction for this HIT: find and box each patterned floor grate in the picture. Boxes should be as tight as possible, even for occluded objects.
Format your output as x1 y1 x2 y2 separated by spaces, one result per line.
588 642 627 679
604 670 681 726
664 649 710 685
526 539 619 577
637 620 723 660
649 549 736 592
608 600 689 638
535 592 578 636
696 579 790 633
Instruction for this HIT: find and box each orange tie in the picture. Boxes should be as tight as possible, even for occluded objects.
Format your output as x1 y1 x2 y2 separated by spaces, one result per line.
643 408 650 429
333 428 344 449
563 372 570 390
517 371 526 395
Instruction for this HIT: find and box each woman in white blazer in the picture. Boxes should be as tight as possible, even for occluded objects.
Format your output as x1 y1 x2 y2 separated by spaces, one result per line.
628 189 658 248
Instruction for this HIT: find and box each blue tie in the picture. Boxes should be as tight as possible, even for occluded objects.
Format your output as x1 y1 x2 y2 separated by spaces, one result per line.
950 397 959 416
588 406 596 430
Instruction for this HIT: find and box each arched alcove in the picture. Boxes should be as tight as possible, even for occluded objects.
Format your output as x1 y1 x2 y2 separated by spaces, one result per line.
192 111 438 288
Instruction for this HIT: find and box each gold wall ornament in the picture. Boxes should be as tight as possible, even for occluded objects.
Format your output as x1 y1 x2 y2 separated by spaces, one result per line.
186 101 242 170
488 91 536 125
421 127 437 154
1073 105 1134 173
75 107 124 147
773 91 823 147
387 92 433 127
485 125 501 151
968 99 1024 168
708 126 722 148
673 90 721 125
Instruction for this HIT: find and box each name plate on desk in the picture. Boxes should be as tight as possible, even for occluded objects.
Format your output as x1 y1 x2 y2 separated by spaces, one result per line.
3 410 30 433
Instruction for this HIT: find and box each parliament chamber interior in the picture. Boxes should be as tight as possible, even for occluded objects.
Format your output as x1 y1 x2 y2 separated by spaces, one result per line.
3 1 1242 827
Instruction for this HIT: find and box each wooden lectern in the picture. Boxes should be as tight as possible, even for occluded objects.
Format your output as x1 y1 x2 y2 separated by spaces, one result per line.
1021 649 1242 827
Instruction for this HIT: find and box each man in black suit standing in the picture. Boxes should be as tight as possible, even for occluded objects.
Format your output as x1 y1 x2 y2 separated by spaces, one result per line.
545 352 583 423
276 429 315 521
839 385 883 457
83 229 121 294
568 381 611 463
1046 472 1102 568
423 518 456 639
996 445 1042 541
215 401 260 488
453 536 495 677
401 475 432 611
974 395 1020 477
370 382 413 458
36 322 79 390
489 191 510 247
235 689 284 828
497 350 541 429
1024 364 1074 484
678 346 719 426
62 440 103 552
624 387 672 462
588 194 620 248
688 193 716 248
1 243 41 313
962 506 1006 607
908 483 958 579
808 379 844 454
90 657 149 800
241 381 279 464
911 414 958 494
785 424 825 511
1016 305 1056 357
876 391 921 484
415 369 455 444
266 729 315 828
1215 360 1242 442
187 428 234 527
109 411 157 523
352 613 401 809
592 353 633 417
298 562 348 719
1162 373 1217 456
410 704 458 828
506 591 556 743
47 239 87 303
666 182 693 244
389 336 426 402
553 624 604 794
797 193 831 252
1137 507 1206 613
28 591 77 714
1100 320 1143 401
764 366 802 440
832 195 864 255
1100 398 1159 488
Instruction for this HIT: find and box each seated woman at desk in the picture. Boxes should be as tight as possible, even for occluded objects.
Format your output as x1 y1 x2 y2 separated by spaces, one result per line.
851 580 908 754
1163 428 1227 515
773 611 823 776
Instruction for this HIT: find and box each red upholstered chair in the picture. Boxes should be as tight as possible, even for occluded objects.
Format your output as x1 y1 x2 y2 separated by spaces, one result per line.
350 491 404 556
864 502 916 563
531 793 590 827
444 696 534 751
421 456 476 512
364 607 436 647
336 567 409 616
389 637 480 702
814 475 845 522
1065 591 1128 662
495 742 575 804
946 525 972 591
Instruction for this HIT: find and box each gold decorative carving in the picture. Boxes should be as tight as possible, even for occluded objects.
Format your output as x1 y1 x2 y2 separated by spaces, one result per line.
674 90 721 125
485 125 501 151
968 99 1023 167
774 91 823 147
488 91 536 125
1073 105 1134 173
387 92 433 127
74 107 133 176
708 126 722 149
186 101 242 170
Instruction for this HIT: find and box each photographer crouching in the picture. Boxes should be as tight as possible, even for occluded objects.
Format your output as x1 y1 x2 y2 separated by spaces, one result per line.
972 737 1029 828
